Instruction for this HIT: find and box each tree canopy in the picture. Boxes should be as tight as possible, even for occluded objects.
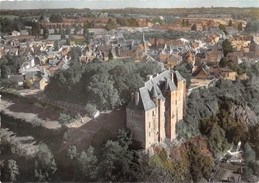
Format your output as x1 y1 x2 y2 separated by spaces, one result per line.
34 144 57 182
245 20 259 33
222 39 233 56
49 14 62 22
44 58 161 111
105 19 116 31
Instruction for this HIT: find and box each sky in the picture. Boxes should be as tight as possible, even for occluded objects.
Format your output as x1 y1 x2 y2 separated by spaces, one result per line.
0 0 259 10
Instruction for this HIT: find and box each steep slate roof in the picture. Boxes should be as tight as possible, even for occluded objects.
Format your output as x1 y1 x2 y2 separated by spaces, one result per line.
127 70 185 111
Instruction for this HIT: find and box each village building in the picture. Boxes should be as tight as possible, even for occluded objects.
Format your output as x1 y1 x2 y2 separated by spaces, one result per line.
210 66 237 81
126 70 187 149
11 30 20 36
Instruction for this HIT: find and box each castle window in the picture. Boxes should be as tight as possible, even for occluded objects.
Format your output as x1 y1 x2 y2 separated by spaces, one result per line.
175 100 177 105
149 132 150 137
149 122 150 128
152 111 155 116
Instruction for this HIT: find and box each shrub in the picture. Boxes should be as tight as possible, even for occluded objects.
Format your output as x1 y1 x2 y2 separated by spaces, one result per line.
85 103 97 118
23 80 32 89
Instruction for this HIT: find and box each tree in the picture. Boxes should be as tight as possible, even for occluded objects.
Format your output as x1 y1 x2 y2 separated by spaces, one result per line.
74 26 82 35
245 20 259 33
228 19 233 26
85 103 97 118
219 57 228 67
43 27 49 39
191 24 197 31
53 40 59 51
58 113 73 125
75 146 98 181
66 38 71 45
108 51 113 60
31 22 41 38
83 20 95 29
34 144 57 182
182 19 186 27
67 145 77 160
54 28 58 34
174 63 191 88
23 80 32 89
243 142 256 163
99 130 134 181
222 39 233 56
219 24 226 31
49 14 62 22
105 19 116 31
6 160 19 182
61 34 66 40
65 28 71 35
39 15 44 22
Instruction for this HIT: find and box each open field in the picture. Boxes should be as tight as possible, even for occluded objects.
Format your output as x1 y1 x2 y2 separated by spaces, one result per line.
0 15 19 19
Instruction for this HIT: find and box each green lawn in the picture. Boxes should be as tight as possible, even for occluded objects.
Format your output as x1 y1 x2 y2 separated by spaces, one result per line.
75 40 87 45
0 15 19 19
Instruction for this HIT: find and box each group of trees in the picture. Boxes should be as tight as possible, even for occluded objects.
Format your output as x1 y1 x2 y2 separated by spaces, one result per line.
0 54 23 79
64 129 215 182
1 143 57 182
105 19 116 31
49 14 63 22
83 20 95 29
0 17 25 33
44 55 161 111
219 57 244 75
1 159 20 182
245 20 259 33
116 18 139 27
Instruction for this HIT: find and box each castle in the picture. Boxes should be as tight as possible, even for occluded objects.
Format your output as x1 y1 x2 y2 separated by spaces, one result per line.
126 70 187 149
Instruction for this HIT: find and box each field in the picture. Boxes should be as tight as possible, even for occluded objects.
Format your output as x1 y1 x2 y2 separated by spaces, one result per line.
0 15 19 19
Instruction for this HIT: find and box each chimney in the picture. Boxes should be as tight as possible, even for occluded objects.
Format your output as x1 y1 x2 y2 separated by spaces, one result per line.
131 93 135 101
146 75 153 81
135 92 139 106
165 78 169 90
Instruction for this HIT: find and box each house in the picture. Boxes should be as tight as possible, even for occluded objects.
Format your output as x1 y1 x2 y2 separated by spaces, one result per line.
205 47 223 63
24 71 41 82
165 54 181 68
210 66 237 81
116 45 133 58
192 63 210 79
11 30 20 36
190 40 199 49
126 70 186 149
20 30 29 36
205 34 220 44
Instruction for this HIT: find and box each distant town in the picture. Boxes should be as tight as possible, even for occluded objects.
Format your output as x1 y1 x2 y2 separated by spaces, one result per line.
1 7 259 183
